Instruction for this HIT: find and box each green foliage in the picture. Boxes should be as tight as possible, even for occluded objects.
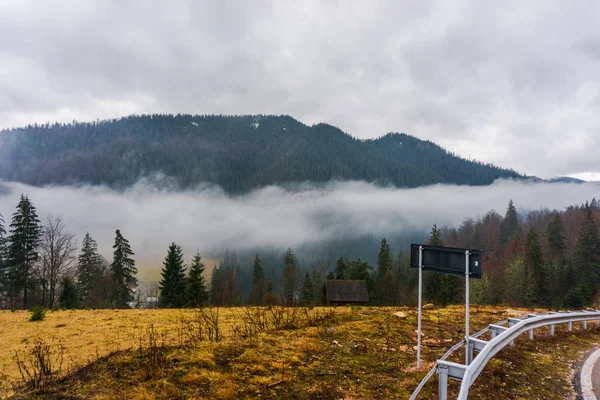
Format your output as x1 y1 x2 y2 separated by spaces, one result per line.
470 274 493 305
574 206 600 300
248 255 265 305
501 200 520 243
77 233 103 306
524 227 547 305
29 306 46 322
0 115 523 195
504 258 535 306
374 238 398 304
7 195 42 308
110 230 137 308
187 251 208 307
58 277 79 309
299 272 314 306
282 248 298 306
159 243 187 308
424 225 461 306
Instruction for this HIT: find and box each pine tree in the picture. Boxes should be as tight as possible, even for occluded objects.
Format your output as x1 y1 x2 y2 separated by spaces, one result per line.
187 251 208 307
159 243 187 308
524 227 547 305
210 266 223 306
501 200 520 243
282 248 298 306
299 272 314 306
546 213 566 259
110 229 137 308
7 195 42 308
249 255 265 305
574 206 600 302
263 281 279 306
334 257 346 280
58 276 79 309
0 213 6 291
546 213 568 307
77 233 103 305
375 238 397 304
424 224 461 306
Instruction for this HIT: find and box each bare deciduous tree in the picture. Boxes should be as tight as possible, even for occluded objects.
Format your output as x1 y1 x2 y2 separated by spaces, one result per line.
36 216 77 307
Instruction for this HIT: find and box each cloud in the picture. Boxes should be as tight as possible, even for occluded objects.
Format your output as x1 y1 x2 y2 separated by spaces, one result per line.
0 178 598 279
0 1 599 179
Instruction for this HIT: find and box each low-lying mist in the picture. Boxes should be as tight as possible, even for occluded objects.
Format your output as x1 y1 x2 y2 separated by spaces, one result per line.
0 178 597 278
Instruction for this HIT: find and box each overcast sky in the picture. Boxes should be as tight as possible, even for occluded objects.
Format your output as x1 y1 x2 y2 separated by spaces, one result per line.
1 0 599 180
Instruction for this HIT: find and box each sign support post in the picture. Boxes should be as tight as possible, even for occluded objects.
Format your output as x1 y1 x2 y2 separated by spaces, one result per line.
465 250 470 365
417 245 423 368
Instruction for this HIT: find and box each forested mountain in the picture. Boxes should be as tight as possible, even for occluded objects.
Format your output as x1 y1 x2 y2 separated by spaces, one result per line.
0 114 523 193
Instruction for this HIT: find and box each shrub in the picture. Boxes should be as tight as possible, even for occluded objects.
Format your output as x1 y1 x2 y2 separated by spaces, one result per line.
51 304 60 312
29 306 46 322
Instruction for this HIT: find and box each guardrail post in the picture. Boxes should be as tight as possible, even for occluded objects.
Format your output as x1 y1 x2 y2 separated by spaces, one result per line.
438 363 448 400
528 329 534 340
584 320 588 329
568 322 572 331
550 325 554 336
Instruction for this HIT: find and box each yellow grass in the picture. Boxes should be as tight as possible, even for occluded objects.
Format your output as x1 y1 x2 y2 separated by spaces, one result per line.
1 306 599 399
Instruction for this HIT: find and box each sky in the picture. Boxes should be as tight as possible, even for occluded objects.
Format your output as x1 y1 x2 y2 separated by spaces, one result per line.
0 0 599 180
0 179 598 278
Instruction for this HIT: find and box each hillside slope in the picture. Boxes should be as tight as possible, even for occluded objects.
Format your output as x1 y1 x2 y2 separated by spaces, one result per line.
0 115 523 193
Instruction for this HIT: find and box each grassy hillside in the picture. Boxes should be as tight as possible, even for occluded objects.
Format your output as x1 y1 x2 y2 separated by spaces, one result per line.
1 305 598 399
0 115 523 193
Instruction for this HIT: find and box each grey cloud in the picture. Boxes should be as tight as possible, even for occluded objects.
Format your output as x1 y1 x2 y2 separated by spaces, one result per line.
0 179 598 279
0 0 599 178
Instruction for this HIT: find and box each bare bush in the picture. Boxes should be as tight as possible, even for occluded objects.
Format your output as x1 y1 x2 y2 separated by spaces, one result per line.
177 310 205 346
137 324 168 379
14 337 65 390
198 307 221 342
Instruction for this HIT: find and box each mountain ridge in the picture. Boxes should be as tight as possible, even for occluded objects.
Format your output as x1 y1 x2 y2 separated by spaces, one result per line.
0 114 524 193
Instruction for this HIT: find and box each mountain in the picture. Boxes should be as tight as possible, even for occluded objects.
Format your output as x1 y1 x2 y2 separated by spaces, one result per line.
0 114 523 193
548 176 585 184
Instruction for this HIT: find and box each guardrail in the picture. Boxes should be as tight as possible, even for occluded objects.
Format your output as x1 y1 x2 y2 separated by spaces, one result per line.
410 310 600 400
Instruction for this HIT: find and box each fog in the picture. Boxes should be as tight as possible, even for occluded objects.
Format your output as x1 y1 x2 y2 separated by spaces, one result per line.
0 178 598 278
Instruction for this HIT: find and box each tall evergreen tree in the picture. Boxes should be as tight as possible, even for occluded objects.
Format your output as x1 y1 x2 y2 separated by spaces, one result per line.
248 255 265 305
524 227 547 305
504 257 535 306
77 233 103 305
159 243 187 308
545 213 568 307
7 195 42 308
334 257 347 280
210 265 223 306
424 224 461 306
110 229 137 308
546 213 566 258
299 272 314 306
282 248 298 306
0 213 6 291
501 200 520 243
375 238 397 305
187 251 208 307
574 207 600 303
58 276 79 309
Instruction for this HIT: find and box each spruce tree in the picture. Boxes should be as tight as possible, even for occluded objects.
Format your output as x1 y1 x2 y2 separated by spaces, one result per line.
424 224 461 306
299 272 314 306
77 233 103 305
110 229 137 308
159 243 187 308
187 251 208 307
0 213 6 291
574 207 600 303
334 257 346 280
7 195 42 308
375 238 397 304
282 248 298 305
59 276 79 309
501 200 520 243
210 266 223 306
546 213 567 307
249 255 265 305
524 227 547 305
504 257 535 306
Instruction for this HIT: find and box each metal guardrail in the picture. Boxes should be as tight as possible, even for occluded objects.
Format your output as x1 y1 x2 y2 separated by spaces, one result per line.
409 310 600 400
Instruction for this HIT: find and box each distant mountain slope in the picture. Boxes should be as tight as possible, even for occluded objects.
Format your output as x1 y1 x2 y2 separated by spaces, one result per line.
0 114 523 193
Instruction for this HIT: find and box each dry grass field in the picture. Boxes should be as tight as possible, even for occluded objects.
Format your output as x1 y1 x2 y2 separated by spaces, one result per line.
1 305 599 399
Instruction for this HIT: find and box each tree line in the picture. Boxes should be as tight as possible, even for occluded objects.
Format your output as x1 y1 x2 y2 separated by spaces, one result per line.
0 114 523 194
1 194 598 310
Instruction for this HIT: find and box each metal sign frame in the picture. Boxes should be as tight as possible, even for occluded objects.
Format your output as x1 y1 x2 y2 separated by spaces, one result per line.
411 244 483 368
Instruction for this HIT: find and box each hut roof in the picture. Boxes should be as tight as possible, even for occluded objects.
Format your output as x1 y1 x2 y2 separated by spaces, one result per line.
325 280 369 303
